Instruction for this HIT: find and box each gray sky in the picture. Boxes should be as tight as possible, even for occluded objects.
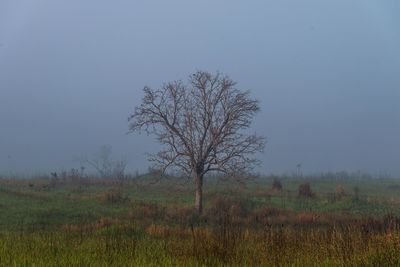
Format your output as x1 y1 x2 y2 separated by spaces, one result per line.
0 1 399 176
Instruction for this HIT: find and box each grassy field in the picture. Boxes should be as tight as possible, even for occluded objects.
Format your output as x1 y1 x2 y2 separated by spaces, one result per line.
0 174 400 266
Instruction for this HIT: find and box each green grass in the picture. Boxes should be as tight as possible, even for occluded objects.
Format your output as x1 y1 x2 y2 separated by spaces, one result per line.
0 175 399 266
1 176 400 229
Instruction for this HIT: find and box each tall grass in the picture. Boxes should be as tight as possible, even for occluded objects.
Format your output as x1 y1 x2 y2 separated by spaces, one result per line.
1 217 399 266
0 175 400 266
1 197 399 266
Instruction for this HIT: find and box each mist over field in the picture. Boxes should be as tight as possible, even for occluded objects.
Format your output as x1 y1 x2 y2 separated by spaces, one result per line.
2 3 400 266
1 1 400 176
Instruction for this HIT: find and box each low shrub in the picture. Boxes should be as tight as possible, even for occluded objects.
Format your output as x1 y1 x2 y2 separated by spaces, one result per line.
271 178 282 192
298 183 314 198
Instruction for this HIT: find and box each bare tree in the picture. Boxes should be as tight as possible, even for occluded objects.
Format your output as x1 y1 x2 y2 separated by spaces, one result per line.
84 145 113 178
81 145 127 180
128 71 265 213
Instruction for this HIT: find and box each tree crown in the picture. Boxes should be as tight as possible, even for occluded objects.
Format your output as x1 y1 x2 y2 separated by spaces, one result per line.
129 71 265 178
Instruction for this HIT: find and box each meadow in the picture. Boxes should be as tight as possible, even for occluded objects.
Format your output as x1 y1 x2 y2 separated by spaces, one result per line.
0 173 400 266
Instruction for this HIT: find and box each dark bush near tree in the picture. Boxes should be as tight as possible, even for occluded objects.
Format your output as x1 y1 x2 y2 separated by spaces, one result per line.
334 185 345 200
298 183 314 198
271 178 282 191
353 186 360 200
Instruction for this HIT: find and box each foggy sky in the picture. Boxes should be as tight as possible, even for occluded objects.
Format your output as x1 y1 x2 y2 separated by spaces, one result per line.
0 1 399 176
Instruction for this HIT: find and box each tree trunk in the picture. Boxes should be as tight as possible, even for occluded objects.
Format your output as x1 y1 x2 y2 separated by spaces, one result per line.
194 172 203 214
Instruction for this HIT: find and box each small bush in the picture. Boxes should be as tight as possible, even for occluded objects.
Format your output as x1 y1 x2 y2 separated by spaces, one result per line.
271 179 282 192
298 183 314 198
100 190 127 203
353 186 360 200
335 185 346 200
